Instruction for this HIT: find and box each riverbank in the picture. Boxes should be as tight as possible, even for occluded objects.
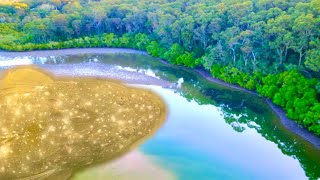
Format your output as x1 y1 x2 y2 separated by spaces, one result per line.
0 48 171 87
41 63 172 87
0 48 319 149
155 55 320 149
0 48 148 57
150 55 320 149
194 68 320 149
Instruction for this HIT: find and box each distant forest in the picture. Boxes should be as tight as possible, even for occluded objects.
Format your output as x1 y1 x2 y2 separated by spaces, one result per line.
0 0 320 135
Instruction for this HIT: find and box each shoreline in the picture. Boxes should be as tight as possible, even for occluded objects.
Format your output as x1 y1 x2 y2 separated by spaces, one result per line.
194 68 320 149
0 48 148 57
157 57 320 149
39 63 172 87
71 150 175 180
0 47 319 149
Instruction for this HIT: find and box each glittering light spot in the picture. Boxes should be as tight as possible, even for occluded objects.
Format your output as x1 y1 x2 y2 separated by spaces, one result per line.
0 145 11 158
111 115 116 122
85 102 92 106
0 67 167 179
62 117 70 124
48 126 56 132
15 110 21 116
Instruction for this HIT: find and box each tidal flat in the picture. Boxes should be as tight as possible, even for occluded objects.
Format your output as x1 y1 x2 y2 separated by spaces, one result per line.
0 66 167 180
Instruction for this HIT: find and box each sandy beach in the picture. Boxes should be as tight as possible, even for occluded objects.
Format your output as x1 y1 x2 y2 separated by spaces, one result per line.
0 47 319 149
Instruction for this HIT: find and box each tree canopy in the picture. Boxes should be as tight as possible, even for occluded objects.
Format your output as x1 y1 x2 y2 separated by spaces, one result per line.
0 0 319 135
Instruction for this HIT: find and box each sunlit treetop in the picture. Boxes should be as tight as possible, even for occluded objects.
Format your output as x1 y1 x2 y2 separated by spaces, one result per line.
0 0 28 9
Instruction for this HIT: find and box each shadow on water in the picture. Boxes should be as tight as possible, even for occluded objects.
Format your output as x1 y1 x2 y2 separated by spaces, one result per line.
85 54 320 179
154 65 320 179
0 52 319 179
163 68 320 179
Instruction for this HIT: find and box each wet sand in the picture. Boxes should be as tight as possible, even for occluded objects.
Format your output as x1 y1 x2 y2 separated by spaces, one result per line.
71 150 176 180
0 48 147 58
0 50 175 180
0 48 319 149
40 63 172 87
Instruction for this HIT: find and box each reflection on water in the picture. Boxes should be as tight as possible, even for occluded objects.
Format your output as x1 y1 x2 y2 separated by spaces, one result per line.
0 52 320 179
0 67 167 179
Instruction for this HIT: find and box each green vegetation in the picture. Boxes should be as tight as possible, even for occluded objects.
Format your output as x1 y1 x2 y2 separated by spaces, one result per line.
0 0 319 135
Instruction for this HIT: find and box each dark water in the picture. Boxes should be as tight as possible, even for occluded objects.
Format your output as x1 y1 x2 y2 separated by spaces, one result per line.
0 51 320 180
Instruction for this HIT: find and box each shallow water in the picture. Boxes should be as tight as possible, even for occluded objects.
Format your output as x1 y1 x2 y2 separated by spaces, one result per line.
0 50 320 180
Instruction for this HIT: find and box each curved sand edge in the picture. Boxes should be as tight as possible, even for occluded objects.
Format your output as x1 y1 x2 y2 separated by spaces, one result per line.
1 48 319 149
71 150 176 180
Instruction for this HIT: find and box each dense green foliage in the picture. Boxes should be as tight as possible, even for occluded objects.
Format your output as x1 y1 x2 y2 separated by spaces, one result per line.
1 0 319 72
211 65 320 134
0 0 319 135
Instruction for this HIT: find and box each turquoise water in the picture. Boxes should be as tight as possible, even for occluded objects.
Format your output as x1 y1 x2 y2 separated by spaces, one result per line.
0 51 320 179
141 87 306 179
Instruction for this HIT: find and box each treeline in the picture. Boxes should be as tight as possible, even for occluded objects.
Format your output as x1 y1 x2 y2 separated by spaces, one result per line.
1 32 320 135
0 0 319 135
1 0 319 73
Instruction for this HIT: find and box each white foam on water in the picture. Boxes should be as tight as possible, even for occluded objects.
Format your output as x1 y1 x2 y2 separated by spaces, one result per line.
116 66 160 79
138 69 160 79
177 78 184 88
115 66 137 72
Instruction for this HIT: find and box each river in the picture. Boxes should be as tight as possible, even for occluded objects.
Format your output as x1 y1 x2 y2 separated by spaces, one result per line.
0 49 319 180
